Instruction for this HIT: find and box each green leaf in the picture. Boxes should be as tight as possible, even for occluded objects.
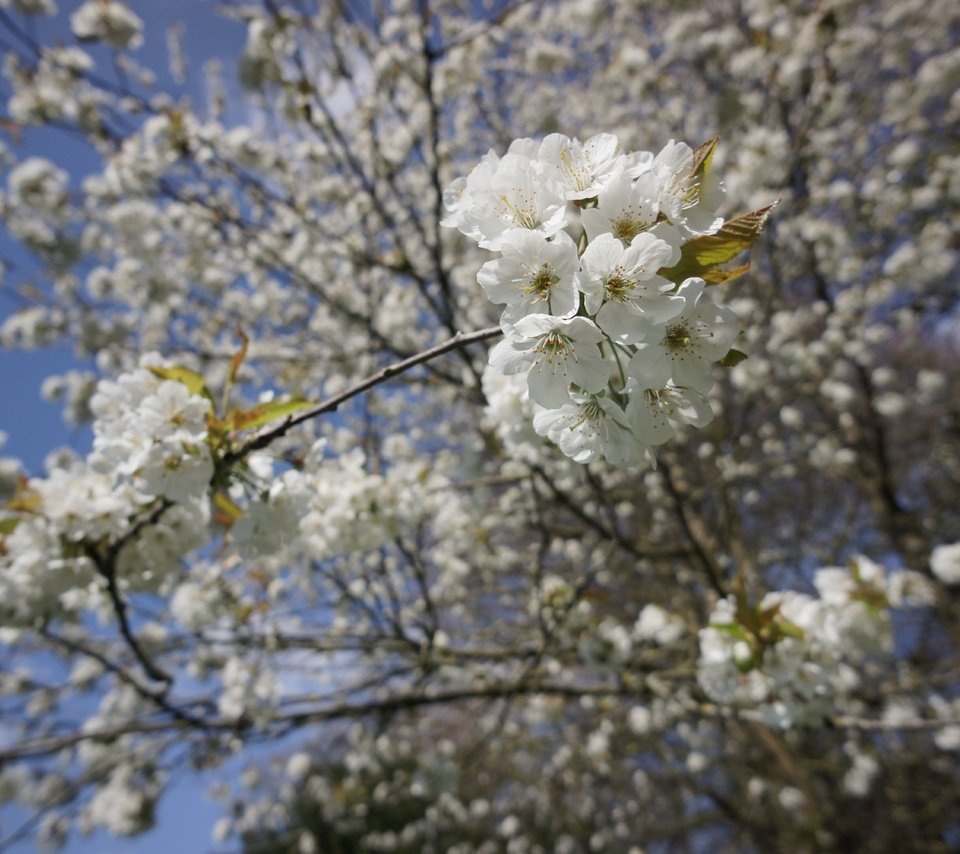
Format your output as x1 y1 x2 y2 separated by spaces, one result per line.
659 201 778 286
148 366 212 401
709 622 748 641
770 618 806 642
230 398 312 432
0 516 20 535
718 348 748 367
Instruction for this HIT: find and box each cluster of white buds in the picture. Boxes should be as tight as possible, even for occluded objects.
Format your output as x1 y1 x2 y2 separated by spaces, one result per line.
443 133 743 465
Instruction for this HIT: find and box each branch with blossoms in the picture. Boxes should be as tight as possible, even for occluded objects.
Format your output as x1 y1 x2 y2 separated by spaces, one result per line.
0 0 957 848
0 324 503 701
0 129 942 754
2 130 777 690
441 132 775 466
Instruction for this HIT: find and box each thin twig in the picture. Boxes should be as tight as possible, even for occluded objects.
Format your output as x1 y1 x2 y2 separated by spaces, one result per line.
222 325 501 464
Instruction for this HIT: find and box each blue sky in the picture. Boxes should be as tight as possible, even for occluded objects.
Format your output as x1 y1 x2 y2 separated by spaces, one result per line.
0 2 250 851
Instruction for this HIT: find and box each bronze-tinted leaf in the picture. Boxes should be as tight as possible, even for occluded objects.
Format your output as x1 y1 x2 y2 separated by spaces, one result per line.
659 201 779 285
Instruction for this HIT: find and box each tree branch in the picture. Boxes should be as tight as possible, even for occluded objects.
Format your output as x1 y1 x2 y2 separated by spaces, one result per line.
222 325 501 464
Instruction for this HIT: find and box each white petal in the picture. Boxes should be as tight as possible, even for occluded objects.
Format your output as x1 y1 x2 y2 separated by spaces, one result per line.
527 359 575 408
596 301 655 345
670 350 715 393
488 338 531 375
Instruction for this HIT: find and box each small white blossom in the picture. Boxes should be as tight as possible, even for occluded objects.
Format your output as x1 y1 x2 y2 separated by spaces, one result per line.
477 228 580 324
931 543 960 585
489 314 610 409
649 139 725 238
138 439 214 503
579 232 683 343
634 604 685 645
627 381 713 446
536 132 625 200
581 171 660 244
446 148 568 250
532 393 646 466
629 278 739 393
71 1 143 50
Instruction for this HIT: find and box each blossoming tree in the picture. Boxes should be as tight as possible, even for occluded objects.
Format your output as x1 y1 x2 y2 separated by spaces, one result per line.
0 0 958 850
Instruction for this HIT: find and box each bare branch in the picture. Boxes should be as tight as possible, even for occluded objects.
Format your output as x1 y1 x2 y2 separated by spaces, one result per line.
223 325 501 464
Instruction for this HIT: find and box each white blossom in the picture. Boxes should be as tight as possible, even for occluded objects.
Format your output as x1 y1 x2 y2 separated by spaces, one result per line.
628 278 739 393
489 314 610 409
626 380 714 446
536 132 625 200
445 148 569 250
579 232 683 342
477 228 580 324
649 139 725 238
930 543 960 585
70 1 143 50
532 393 646 466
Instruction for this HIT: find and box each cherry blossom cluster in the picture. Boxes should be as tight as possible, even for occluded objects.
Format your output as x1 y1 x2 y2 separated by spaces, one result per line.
89 361 215 504
442 133 739 465
69 0 143 51
698 556 933 728
0 357 214 623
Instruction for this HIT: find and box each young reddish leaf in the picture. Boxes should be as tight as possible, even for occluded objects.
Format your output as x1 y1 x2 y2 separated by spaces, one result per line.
758 600 782 627
691 136 719 180
228 327 250 387
659 201 778 285
698 202 778 262
222 326 250 415
702 261 752 285
6 490 42 514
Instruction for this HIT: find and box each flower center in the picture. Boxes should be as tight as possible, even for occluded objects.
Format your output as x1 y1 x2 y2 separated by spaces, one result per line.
605 267 635 301
665 323 692 351
611 216 644 242
498 190 537 230
571 399 602 429
535 331 571 363
523 264 559 299
560 148 590 191
645 387 676 414
666 170 702 211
